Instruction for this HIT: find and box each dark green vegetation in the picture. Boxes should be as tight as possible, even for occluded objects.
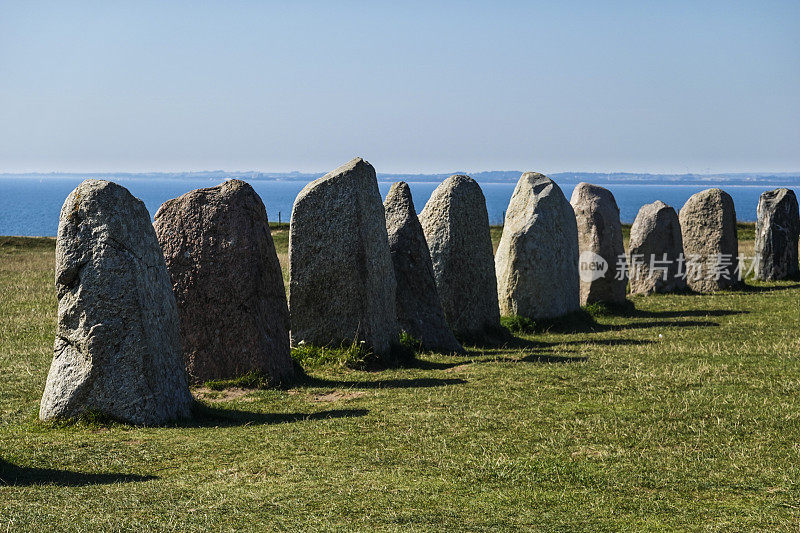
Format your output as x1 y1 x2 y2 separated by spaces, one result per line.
736 222 756 241
3 223 800 530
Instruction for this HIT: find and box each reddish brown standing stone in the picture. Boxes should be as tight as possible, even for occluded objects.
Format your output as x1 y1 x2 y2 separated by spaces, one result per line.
154 180 296 385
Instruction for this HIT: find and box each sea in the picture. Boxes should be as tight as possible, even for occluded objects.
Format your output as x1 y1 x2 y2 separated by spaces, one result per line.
1 175 799 237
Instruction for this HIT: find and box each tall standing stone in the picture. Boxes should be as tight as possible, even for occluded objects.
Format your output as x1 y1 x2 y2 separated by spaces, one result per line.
153 180 296 385
495 173 580 319
289 157 399 356
754 188 800 281
679 188 740 292
419 175 500 338
40 180 192 426
571 183 627 305
628 200 687 295
384 182 462 353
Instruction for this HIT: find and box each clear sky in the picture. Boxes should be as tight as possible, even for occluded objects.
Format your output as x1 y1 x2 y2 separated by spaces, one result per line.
1 0 798 174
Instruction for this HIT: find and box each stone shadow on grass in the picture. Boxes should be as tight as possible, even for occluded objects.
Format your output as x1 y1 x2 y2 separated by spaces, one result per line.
737 282 800 293
402 358 465 371
608 320 719 331
518 353 588 364
497 310 721 336
557 338 657 347
629 309 746 319
189 404 369 427
0 458 156 486
595 301 747 319
302 376 467 389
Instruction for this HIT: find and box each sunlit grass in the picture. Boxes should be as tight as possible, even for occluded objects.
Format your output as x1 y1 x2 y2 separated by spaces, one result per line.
3 225 800 530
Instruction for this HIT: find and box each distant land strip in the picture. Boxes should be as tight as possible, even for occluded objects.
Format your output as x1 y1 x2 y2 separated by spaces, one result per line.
2 170 800 186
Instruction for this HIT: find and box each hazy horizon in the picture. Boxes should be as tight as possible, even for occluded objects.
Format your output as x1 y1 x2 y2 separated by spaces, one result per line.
3 168 800 179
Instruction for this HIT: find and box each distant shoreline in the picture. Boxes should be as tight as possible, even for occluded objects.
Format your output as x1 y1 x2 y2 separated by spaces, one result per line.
2 171 800 188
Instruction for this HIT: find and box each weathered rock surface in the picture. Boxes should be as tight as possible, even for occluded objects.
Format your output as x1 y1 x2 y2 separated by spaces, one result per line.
679 188 740 292
754 188 800 281
571 183 627 305
419 175 500 338
153 180 296 385
384 182 462 353
495 173 580 319
628 200 687 295
40 180 193 426
289 157 399 356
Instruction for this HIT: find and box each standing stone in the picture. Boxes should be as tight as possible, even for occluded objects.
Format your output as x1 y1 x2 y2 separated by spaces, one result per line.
754 188 800 281
571 183 627 305
153 180 296 385
495 173 580 319
40 180 192 426
384 182 463 353
679 188 740 292
419 175 500 338
628 201 687 295
289 157 399 356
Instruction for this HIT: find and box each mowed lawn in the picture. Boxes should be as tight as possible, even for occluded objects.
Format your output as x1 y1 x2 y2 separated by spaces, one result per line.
2 225 800 531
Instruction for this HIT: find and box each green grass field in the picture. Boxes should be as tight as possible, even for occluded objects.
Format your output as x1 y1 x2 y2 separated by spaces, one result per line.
2 226 800 531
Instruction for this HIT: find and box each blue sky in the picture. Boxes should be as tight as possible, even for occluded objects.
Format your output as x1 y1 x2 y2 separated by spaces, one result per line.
1 0 798 174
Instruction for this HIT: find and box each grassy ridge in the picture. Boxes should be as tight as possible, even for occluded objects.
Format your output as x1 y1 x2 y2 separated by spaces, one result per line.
3 224 800 531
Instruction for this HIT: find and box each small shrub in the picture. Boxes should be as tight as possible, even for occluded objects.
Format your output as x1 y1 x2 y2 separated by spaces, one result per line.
390 331 420 362
291 341 371 370
399 330 421 351
584 300 636 318
584 302 612 317
500 310 599 335
501 315 537 335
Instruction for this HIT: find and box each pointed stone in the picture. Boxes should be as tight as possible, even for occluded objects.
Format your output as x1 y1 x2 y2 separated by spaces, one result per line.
628 201 687 295
419 175 500 338
571 183 627 305
289 157 399 356
754 188 800 281
495 173 580 319
679 188 740 292
40 180 192 426
384 182 463 353
153 180 297 385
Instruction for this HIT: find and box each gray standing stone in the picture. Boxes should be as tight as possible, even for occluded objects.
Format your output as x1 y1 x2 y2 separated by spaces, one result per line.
384 182 463 353
154 180 296 385
40 180 192 426
289 157 399 356
628 201 687 295
679 188 740 292
419 175 500 338
495 173 580 319
571 183 627 305
754 188 800 281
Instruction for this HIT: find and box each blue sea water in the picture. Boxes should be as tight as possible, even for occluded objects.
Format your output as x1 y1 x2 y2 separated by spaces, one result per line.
0 175 795 236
